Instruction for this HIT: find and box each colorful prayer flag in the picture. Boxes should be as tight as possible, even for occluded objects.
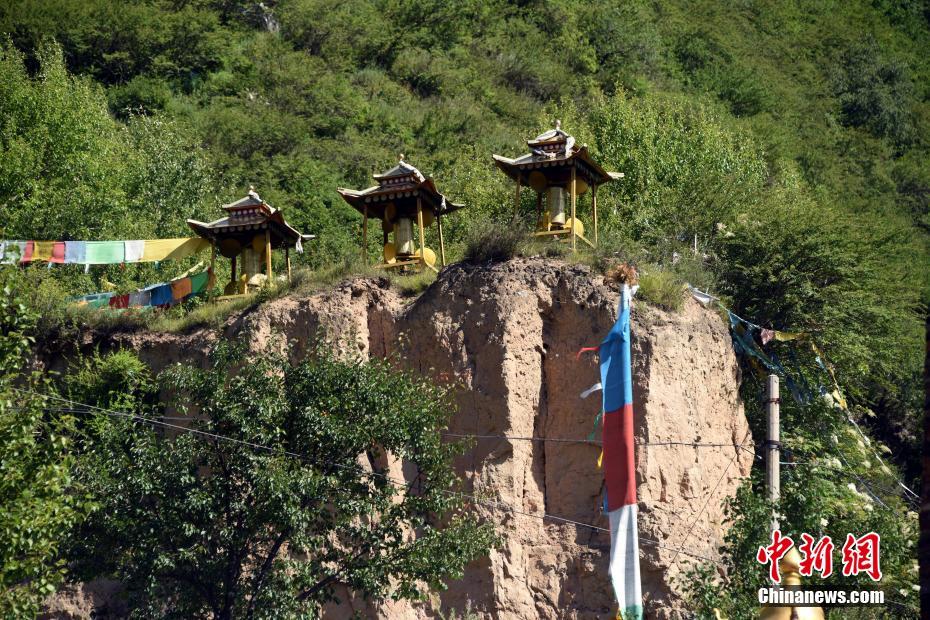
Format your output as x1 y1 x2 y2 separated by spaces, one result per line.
124 240 145 262
141 238 210 262
85 241 125 265
599 283 643 620
170 277 193 301
1 237 209 265
0 241 27 264
32 241 56 262
64 241 86 264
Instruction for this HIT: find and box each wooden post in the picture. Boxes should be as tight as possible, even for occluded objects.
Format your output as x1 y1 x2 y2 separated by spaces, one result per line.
766 375 780 533
592 182 598 247
570 166 577 252
535 191 543 231
437 215 446 266
230 255 237 285
264 228 273 283
209 243 217 301
416 197 426 268
285 246 291 282
362 205 369 265
514 174 522 221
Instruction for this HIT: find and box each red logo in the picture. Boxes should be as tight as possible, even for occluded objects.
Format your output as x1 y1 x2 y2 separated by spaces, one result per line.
756 530 794 582
757 530 882 582
841 532 882 581
798 533 834 578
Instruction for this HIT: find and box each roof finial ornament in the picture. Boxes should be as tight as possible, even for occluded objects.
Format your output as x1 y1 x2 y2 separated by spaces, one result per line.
399 153 405 162
555 119 561 130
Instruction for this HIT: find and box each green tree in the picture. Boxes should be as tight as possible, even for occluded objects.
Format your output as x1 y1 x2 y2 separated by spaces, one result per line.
69 343 493 618
0 270 82 616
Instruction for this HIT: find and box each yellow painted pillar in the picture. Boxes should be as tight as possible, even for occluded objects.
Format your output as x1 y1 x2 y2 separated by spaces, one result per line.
592 182 598 247
209 243 217 301
264 229 272 283
570 166 577 252
535 191 543 231
437 215 446 266
362 205 369 265
416 197 426 268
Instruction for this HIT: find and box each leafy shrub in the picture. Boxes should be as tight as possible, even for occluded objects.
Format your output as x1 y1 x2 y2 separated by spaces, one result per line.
69 342 495 617
637 267 684 311
65 349 156 411
582 91 768 245
674 30 771 116
462 218 528 264
0 275 83 616
832 39 915 145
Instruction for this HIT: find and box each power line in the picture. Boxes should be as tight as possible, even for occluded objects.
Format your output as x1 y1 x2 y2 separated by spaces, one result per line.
691 285 919 504
667 428 753 571
780 461 917 511
843 413 918 501
18 389 723 566
441 431 754 451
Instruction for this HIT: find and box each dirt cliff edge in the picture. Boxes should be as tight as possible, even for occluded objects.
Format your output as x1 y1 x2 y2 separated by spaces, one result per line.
45 258 752 619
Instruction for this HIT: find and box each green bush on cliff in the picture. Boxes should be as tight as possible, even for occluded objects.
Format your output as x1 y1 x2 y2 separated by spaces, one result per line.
0 271 83 616
67 342 493 618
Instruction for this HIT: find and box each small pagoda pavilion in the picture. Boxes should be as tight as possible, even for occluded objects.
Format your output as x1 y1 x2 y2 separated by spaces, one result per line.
338 157 463 272
187 188 312 296
493 121 623 251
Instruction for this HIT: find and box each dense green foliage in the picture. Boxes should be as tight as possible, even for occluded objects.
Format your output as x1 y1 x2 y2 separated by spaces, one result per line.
686 378 920 618
67 343 492 618
0 272 83 616
0 0 928 615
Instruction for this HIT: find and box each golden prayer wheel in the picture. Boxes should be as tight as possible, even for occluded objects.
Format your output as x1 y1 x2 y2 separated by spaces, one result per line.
414 247 437 267
493 121 623 252
547 186 567 227
528 170 547 192
383 242 397 264
338 156 465 273
394 218 416 256
218 238 241 259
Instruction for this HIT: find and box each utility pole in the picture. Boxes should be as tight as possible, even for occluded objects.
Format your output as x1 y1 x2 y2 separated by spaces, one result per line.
766 374 780 533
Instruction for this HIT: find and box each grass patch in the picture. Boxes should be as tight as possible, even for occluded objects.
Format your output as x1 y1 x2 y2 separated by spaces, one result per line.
149 294 257 333
517 237 570 260
291 257 383 295
637 267 685 311
462 219 530 264
388 269 436 296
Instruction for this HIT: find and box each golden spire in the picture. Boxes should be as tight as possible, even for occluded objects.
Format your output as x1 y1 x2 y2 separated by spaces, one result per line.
759 547 825 619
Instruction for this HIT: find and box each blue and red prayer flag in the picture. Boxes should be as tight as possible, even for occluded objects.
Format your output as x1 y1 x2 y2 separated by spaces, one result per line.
598 283 643 620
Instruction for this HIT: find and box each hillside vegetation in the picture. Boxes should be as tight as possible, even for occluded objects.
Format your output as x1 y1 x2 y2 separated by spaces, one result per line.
0 1 928 617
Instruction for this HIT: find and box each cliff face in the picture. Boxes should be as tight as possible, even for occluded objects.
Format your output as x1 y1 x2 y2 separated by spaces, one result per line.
46 258 752 619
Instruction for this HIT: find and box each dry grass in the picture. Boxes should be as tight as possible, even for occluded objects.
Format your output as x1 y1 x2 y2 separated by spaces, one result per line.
150 294 257 333
462 219 530 264
637 268 685 311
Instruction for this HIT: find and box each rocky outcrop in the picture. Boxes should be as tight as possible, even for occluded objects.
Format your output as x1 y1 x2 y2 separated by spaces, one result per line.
48 258 752 619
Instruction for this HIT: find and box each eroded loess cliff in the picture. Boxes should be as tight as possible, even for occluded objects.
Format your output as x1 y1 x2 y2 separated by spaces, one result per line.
46 258 752 619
